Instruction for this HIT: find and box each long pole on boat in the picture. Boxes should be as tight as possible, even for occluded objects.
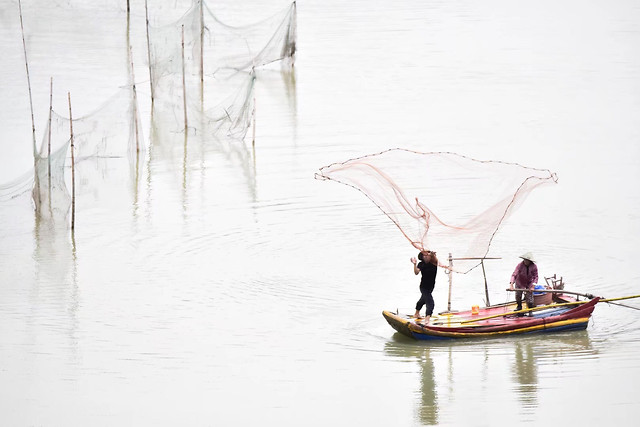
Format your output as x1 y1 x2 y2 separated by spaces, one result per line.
481 259 490 306
461 294 640 324
460 299 597 324
506 288 640 311
600 294 640 310
507 288 597 299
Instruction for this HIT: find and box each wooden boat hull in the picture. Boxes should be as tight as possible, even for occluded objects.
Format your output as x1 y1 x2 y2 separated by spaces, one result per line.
382 297 599 340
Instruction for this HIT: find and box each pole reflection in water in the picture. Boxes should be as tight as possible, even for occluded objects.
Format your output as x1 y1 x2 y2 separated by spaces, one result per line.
512 340 538 411
32 207 80 379
384 336 439 426
418 347 438 425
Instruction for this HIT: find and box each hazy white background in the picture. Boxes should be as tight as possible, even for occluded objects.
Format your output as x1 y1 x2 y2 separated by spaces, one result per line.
1 0 640 425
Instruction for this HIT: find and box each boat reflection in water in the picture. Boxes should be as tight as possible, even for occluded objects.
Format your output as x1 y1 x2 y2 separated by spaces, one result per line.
383 330 597 426
384 335 439 425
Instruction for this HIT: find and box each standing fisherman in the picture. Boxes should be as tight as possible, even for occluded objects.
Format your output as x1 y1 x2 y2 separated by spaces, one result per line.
509 252 538 315
411 250 439 323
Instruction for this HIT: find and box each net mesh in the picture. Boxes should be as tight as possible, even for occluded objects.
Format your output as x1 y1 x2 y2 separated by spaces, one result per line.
2 1 297 228
316 149 558 273
148 1 296 139
31 86 143 224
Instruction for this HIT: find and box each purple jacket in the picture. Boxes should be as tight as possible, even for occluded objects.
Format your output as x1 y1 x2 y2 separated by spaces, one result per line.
510 262 538 289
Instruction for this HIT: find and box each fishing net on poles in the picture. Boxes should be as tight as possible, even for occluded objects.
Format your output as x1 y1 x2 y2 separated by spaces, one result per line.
31 86 144 225
147 1 296 139
3 0 296 228
316 149 558 273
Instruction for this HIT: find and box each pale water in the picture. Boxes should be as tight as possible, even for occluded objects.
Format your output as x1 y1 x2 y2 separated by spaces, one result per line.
1 0 640 425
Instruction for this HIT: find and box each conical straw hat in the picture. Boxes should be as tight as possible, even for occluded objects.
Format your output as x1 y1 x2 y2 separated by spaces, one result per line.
519 252 535 262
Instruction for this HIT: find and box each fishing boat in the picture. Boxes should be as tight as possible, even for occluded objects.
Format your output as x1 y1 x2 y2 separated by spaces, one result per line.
383 295 599 341
383 258 640 340
383 265 608 340
315 151 639 339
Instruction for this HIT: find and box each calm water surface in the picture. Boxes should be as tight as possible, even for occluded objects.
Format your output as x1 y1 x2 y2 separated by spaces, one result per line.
1 0 640 425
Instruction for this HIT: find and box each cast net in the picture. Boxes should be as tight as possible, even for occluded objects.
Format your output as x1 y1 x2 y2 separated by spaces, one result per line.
316 149 558 273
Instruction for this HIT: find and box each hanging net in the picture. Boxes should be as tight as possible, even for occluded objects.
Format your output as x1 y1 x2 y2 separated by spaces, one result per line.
147 1 296 139
31 85 143 225
316 149 558 273
1 1 297 228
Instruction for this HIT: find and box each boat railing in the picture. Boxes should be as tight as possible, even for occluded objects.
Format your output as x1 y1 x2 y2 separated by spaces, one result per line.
445 253 501 311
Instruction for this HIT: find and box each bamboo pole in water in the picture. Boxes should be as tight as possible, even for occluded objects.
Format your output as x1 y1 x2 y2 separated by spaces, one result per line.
145 0 154 108
68 92 75 231
18 0 36 156
181 25 188 133
252 95 256 147
47 78 53 186
125 1 139 152
18 0 40 207
199 0 204 107
251 70 256 147
129 45 140 152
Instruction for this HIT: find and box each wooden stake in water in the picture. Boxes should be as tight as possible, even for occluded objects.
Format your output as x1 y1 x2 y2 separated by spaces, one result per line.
252 95 256 147
181 24 188 133
145 0 154 108
199 0 204 107
251 70 257 147
129 45 140 152
125 0 139 152
18 0 40 207
18 0 36 157
68 92 76 231
48 78 53 186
